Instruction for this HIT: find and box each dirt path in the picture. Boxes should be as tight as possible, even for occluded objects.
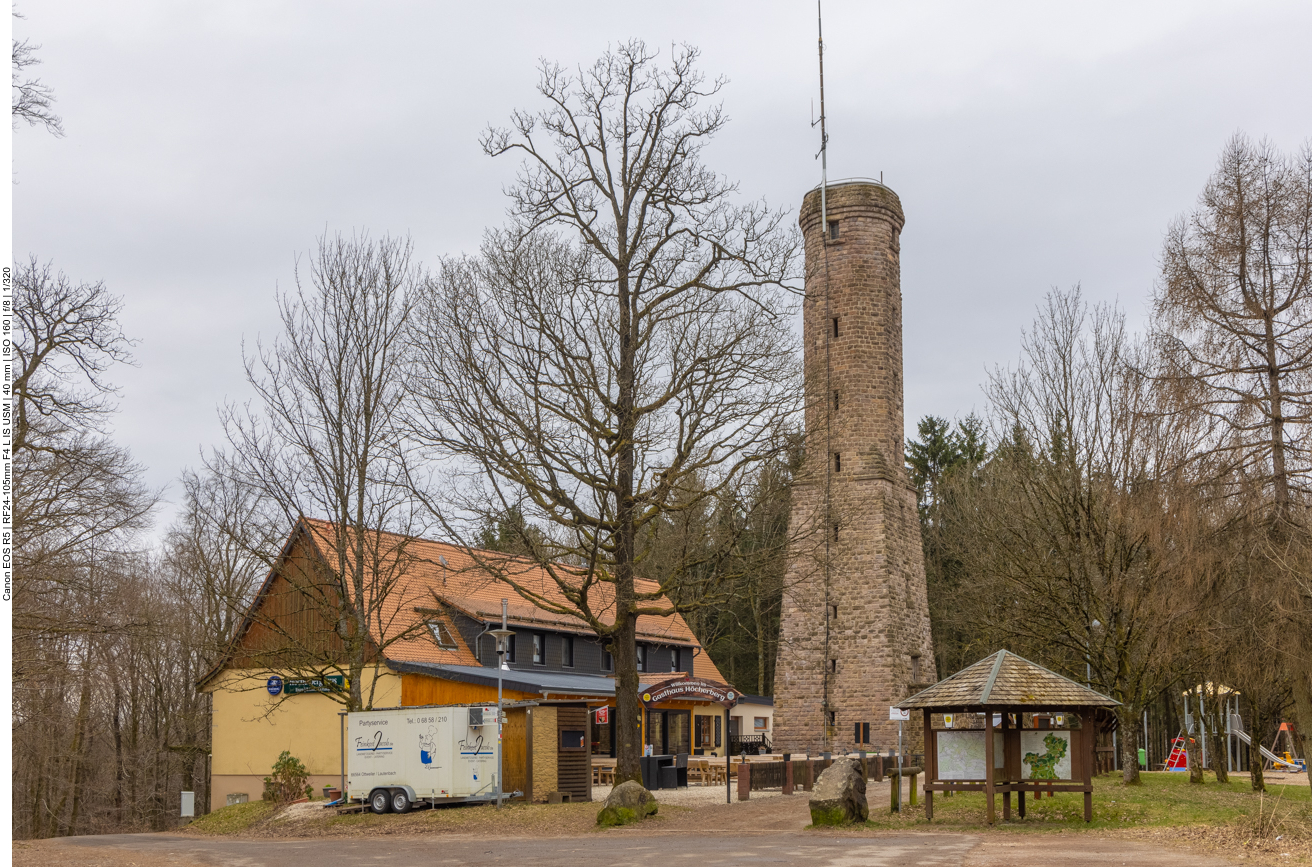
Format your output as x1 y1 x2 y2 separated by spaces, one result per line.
16 782 1295 867
19 831 1247 867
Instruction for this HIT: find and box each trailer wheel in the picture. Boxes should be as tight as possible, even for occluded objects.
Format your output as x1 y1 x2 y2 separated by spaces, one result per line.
390 789 411 814
369 789 391 814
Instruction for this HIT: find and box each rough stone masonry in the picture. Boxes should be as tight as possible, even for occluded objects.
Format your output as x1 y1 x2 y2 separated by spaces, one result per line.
772 180 936 757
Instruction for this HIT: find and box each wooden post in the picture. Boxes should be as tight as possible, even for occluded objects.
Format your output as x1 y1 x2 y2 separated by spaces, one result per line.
873 754 884 782
1082 708 1094 822
984 708 996 825
909 771 918 807
737 758 750 801
724 707 731 804
805 759 814 792
923 708 934 820
783 753 793 795
1001 711 1011 822
890 769 900 813
1016 710 1026 818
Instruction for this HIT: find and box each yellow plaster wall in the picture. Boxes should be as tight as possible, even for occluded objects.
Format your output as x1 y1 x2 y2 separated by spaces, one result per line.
208 668 401 781
692 711 726 757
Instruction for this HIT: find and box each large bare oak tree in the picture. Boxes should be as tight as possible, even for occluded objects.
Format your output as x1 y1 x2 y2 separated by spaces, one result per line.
407 41 800 782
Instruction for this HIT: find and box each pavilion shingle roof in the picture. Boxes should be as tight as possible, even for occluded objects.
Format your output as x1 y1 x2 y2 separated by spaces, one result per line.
897 650 1120 709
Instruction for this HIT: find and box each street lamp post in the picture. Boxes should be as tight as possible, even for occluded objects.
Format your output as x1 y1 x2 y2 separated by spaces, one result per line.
489 599 515 810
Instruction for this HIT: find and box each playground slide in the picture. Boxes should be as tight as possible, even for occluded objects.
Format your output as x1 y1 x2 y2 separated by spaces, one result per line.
1232 730 1305 770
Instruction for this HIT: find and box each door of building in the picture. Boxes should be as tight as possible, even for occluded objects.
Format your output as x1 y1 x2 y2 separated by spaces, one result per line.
667 710 691 756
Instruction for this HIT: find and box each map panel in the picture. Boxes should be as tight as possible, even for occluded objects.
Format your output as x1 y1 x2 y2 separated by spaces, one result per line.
936 731 1004 780
1021 730 1072 780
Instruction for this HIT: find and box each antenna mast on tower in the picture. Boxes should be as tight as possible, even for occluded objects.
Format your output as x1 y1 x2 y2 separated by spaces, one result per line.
815 1 829 225
814 0 834 747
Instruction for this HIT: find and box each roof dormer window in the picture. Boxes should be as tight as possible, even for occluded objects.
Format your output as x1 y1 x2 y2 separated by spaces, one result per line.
427 620 456 649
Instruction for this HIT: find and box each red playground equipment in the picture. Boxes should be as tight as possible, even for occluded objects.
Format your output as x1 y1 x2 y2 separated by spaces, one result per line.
1165 736 1192 771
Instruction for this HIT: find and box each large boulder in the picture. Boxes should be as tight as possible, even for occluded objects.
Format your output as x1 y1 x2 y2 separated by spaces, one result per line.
596 780 658 827
809 758 868 826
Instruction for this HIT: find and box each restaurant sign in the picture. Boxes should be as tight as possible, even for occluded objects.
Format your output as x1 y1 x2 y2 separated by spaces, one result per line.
641 677 738 707
279 674 347 696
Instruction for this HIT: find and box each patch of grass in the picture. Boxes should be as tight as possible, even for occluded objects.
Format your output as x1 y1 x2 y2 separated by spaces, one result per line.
186 799 277 835
856 772 1310 834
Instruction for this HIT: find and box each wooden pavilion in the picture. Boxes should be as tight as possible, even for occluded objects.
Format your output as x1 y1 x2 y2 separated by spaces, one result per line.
897 650 1120 824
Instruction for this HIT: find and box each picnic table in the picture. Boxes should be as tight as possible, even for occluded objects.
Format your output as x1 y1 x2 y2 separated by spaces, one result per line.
591 757 616 786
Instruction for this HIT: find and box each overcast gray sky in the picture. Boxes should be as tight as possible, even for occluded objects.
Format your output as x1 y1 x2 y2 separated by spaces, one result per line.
13 0 1312 536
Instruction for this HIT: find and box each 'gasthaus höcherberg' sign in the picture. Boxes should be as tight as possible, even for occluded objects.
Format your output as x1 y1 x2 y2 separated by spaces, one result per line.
641 677 738 707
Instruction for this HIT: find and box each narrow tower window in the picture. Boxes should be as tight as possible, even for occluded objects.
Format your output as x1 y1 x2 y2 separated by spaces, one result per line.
834 453 841 473
829 604 838 620
833 390 840 411
829 659 837 673
911 653 921 682
827 220 840 240
827 710 837 727
831 317 839 338
833 523 840 543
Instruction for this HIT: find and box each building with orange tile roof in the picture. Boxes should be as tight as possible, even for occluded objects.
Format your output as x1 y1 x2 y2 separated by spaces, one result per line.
200 518 764 809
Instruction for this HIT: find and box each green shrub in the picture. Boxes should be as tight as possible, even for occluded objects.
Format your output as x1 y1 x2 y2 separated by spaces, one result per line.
262 750 310 803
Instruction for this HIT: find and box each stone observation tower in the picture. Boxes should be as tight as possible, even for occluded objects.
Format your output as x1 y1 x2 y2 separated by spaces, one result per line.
773 179 936 755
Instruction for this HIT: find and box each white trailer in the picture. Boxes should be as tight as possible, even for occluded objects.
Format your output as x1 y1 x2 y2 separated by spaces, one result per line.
345 704 505 814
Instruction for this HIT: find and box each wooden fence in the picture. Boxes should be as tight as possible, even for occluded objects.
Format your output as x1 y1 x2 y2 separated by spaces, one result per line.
738 753 925 795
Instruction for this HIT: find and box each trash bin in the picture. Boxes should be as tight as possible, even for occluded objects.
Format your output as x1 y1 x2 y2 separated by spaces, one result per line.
659 765 679 789
1137 748 1147 769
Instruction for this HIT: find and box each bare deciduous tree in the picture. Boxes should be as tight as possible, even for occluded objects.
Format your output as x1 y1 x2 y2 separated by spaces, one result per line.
408 42 800 782
210 232 426 712
11 10 64 136
165 469 281 665
1156 134 1312 515
12 257 154 678
1154 134 1312 789
941 288 1198 784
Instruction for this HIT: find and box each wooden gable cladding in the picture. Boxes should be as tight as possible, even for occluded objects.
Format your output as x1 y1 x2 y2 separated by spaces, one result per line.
227 529 358 669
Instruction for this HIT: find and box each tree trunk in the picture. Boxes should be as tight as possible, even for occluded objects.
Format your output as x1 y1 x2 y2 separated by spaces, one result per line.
611 246 643 785
1262 313 1291 518
1290 670 1312 795
1207 686 1229 784
611 618 640 783
1183 693 1204 784
1249 707 1266 792
62 665 94 836
754 594 766 697
1116 705 1142 785
112 682 126 826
